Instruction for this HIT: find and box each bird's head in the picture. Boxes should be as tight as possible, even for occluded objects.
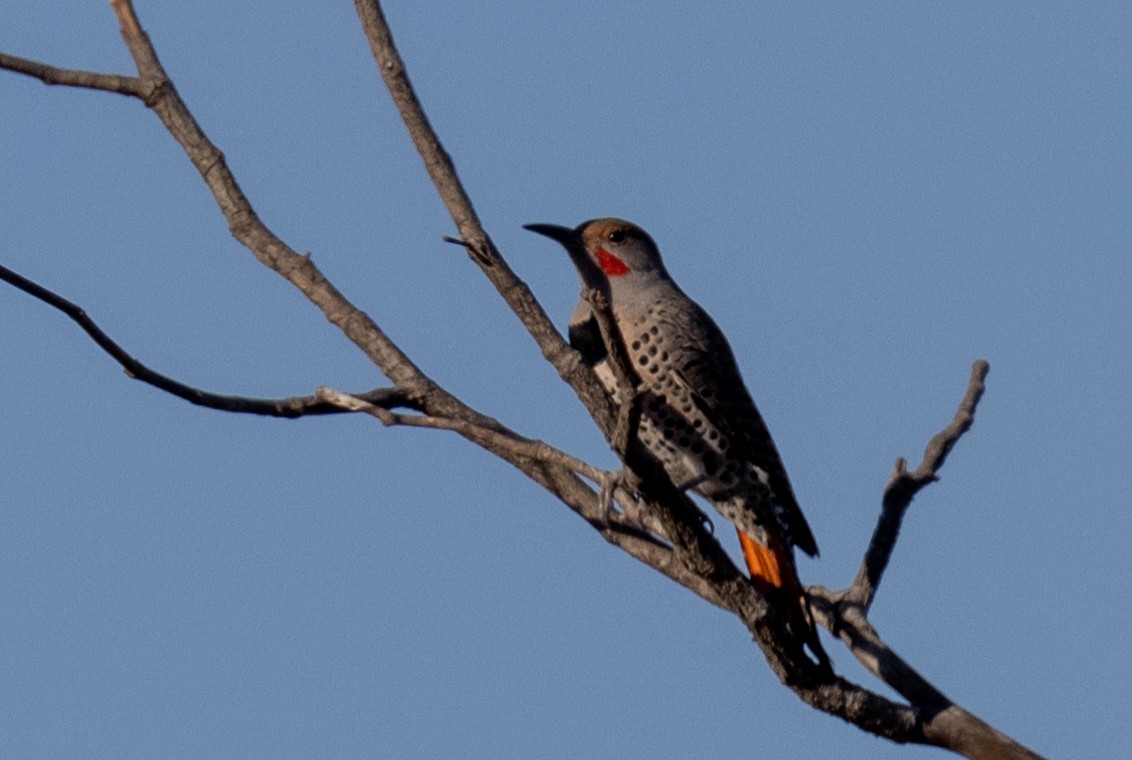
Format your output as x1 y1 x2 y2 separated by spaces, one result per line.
524 218 670 294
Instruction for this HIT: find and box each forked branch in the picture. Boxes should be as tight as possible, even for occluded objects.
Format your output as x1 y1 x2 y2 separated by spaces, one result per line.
1 0 706 604
850 359 991 610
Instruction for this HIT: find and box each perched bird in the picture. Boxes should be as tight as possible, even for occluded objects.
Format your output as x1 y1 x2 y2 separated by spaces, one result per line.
526 218 825 664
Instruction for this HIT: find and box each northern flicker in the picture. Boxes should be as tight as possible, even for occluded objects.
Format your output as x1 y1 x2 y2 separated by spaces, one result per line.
526 218 826 663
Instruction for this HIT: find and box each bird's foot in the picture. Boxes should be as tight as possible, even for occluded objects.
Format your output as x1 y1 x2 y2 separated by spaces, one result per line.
598 469 629 522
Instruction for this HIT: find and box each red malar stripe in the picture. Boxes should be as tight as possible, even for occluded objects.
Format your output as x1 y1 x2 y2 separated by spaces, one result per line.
596 248 630 276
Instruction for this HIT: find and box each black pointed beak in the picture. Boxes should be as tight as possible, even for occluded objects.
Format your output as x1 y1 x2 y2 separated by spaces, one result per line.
525 222 606 289
523 223 577 247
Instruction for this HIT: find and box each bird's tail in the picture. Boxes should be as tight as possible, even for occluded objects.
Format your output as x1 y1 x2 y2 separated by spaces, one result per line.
736 529 829 669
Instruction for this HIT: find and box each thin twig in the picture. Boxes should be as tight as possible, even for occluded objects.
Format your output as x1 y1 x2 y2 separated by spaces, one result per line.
0 51 147 97
848 360 990 609
0 264 415 416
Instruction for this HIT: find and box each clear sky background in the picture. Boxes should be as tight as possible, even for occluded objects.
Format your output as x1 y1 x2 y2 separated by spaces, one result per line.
2 3 1129 758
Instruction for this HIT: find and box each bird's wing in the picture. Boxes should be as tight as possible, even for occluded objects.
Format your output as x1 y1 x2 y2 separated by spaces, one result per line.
567 308 608 367
667 303 819 557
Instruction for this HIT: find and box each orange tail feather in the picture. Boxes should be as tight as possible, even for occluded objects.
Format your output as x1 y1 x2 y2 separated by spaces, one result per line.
737 528 829 669
737 529 788 597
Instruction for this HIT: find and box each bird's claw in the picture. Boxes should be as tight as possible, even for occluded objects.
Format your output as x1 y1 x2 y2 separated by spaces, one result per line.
598 470 628 521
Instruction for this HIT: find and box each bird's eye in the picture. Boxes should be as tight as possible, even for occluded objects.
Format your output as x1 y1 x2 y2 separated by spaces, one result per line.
608 230 627 243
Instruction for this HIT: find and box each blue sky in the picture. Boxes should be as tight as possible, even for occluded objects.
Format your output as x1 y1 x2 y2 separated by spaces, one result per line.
2 3 1129 758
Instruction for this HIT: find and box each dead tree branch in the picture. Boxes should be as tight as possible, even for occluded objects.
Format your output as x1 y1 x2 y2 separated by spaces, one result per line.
2 0 711 605
351 0 617 439
807 361 1042 759
0 263 414 417
850 359 991 610
0 50 146 97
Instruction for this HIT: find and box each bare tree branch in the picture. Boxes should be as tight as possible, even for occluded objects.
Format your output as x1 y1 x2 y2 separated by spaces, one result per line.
850 359 991 611
1 2 722 614
0 50 146 97
810 361 992 680
808 587 1042 760
805 360 1044 759
315 385 671 550
0 263 415 417
95 1 436 410
316 387 604 482
351 1 618 441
